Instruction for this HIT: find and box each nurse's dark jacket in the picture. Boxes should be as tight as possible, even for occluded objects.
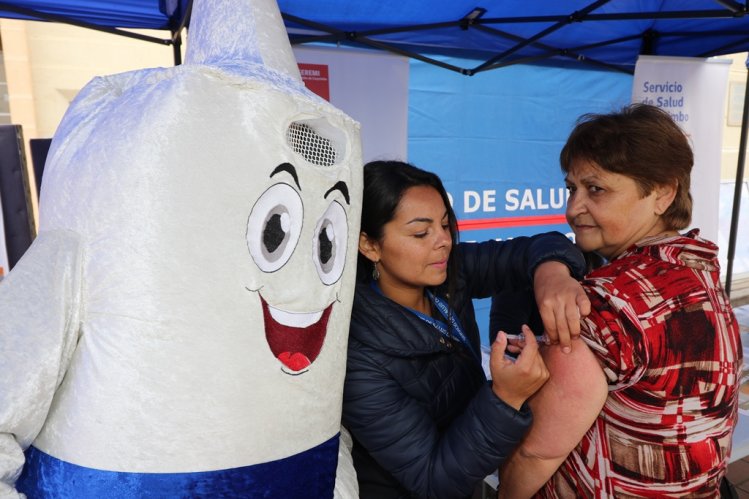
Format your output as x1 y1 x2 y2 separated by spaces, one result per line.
342 232 586 499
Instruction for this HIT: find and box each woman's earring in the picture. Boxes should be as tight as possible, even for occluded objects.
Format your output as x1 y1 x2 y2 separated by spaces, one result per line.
372 261 381 281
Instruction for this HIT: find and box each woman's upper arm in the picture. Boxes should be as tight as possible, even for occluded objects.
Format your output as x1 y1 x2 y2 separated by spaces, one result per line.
521 338 608 460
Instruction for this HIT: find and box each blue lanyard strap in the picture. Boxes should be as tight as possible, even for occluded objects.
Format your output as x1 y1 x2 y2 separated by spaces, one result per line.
422 291 479 362
371 282 479 362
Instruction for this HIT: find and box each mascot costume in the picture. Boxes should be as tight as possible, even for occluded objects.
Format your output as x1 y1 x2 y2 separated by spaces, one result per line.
0 0 362 496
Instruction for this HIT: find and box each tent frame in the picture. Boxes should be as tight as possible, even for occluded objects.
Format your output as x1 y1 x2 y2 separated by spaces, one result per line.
284 2 749 76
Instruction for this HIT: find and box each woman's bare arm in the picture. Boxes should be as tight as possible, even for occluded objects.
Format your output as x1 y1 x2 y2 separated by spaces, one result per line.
498 337 607 498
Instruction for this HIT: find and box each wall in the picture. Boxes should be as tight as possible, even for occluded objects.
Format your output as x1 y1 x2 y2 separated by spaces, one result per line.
0 19 179 229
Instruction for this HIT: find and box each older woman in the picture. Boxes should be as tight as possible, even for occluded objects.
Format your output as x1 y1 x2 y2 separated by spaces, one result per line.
499 103 742 498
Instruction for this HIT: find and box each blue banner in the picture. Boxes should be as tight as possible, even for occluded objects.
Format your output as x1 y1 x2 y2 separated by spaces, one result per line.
408 57 633 343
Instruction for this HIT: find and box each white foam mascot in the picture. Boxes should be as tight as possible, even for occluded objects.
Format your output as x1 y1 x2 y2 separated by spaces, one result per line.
0 0 362 496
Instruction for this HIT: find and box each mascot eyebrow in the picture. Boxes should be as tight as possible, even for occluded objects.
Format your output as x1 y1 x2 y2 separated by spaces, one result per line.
270 163 301 189
324 181 350 205
270 163 350 205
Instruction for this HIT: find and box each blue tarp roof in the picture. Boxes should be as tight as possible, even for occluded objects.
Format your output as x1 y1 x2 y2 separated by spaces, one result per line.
0 1 187 29
281 0 749 75
0 0 749 74
0 1 191 48
1 1 749 74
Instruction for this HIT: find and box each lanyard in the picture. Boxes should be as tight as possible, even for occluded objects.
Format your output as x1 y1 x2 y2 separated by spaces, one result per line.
422 291 479 362
371 282 479 362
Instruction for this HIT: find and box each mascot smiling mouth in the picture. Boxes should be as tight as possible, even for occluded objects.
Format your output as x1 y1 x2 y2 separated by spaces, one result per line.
259 295 333 374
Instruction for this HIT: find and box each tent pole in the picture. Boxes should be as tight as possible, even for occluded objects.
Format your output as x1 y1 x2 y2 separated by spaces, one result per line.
169 0 192 66
725 56 749 297
172 34 183 66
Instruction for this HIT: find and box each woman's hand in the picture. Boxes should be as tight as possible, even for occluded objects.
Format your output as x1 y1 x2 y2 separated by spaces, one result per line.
490 326 549 411
533 260 591 352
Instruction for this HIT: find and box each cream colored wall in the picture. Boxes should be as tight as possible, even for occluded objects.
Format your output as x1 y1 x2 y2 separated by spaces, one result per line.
1 19 180 140
1 21 36 138
0 19 182 225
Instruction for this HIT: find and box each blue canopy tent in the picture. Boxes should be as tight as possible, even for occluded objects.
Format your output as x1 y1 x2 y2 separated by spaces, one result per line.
2 0 749 72
0 0 746 293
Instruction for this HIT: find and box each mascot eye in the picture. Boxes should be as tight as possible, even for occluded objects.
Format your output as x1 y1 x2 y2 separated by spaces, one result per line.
247 183 303 272
312 200 348 285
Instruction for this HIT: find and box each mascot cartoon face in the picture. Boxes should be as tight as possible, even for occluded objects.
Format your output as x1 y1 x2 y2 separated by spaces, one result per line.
245 120 354 375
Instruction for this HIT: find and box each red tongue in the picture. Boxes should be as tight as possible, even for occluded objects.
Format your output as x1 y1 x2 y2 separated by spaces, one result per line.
278 352 312 371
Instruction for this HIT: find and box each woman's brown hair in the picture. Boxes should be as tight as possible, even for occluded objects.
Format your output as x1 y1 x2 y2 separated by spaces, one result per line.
560 103 693 230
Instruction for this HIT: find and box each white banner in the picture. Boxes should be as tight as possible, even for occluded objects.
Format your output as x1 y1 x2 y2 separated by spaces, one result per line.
293 45 409 163
632 55 731 242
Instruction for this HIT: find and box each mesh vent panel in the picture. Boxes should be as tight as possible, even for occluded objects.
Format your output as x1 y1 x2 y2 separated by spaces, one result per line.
286 122 337 167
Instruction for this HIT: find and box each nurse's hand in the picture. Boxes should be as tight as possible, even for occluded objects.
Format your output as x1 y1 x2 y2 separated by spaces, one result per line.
490 326 549 411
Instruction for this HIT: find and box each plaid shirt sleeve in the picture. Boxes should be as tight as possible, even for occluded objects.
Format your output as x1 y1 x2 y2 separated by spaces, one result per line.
578 280 650 390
